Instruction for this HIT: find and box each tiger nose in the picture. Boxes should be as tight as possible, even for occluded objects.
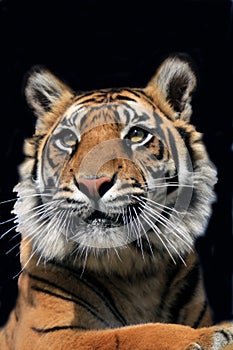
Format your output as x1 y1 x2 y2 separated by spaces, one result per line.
77 176 113 200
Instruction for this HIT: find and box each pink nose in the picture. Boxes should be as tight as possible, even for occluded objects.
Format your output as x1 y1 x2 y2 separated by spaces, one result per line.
77 176 113 200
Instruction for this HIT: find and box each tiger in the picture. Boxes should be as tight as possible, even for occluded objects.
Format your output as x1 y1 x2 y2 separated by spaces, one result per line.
0 54 232 350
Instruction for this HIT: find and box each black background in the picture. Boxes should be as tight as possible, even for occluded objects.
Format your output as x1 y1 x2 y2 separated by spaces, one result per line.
0 0 232 326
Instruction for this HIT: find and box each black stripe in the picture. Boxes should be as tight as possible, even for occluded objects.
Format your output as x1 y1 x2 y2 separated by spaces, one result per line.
4 328 11 347
47 261 127 326
192 300 208 328
79 112 89 129
15 309 19 322
115 95 136 102
32 325 87 333
123 88 144 99
28 272 110 326
156 139 164 160
115 334 120 350
31 285 110 327
74 91 97 102
77 97 100 104
79 276 127 326
175 126 196 160
168 263 200 323
59 187 73 193
168 128 179 171
156 260 184 320
176 127 190 141
25 154 36 159
166 174 179 195
30 153 38 179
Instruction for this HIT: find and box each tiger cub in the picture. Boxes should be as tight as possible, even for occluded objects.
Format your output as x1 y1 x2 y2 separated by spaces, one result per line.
0 55 232 349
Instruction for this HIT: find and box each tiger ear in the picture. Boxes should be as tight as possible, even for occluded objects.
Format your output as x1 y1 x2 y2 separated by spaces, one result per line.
146 55 197 121
25 66 73 117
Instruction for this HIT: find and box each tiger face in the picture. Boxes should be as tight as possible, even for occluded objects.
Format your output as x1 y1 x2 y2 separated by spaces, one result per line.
14 56 217 272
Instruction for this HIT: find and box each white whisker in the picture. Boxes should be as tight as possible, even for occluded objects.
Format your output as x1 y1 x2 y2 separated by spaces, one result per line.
164 237 187 266
0 216 16 225
134 209 154 256
55 210 71 245
0 224 19 239
138 200 192 248
113 246 122 262
4 202 61 243
0 192 53 207
142 174 179 183
132 195 185 229
140 211 176 264
6 241 21 255
8 231 21 242
137 195 184 215
64 208 72 242
131 206 145 261
0 198 18 205
13 248 36 279
122 207 130 242
143 182 193 190
80 247 89 277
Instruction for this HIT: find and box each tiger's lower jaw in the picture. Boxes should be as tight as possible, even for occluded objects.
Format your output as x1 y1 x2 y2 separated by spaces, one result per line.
82 210 127 228
19 200 195 271
25 221 137 267
65 203 145 248
69 225 133 249
26 223 193 275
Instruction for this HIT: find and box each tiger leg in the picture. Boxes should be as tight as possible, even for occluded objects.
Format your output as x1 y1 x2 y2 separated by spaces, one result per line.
4 322 232 350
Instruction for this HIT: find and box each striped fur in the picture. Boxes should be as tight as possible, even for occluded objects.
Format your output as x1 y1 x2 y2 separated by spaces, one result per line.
0 55 232 349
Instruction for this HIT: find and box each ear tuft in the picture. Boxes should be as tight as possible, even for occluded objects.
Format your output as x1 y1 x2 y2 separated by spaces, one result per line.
147 54 197 120
25 66 73 117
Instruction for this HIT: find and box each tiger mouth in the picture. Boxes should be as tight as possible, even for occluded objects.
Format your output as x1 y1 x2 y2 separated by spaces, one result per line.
83 204 141 228
84 210 121 227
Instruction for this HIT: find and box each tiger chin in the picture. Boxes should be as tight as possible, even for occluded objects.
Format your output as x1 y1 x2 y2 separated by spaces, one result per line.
0 55 232 350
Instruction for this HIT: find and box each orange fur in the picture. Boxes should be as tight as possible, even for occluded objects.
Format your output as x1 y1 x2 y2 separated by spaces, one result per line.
1 56 232 349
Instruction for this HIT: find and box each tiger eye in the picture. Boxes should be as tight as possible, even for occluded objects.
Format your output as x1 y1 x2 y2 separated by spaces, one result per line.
58 129 77 148
62 132 77 147
127 128 146 143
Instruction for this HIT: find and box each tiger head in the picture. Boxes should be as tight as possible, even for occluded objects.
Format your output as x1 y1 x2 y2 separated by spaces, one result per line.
14 55 217 273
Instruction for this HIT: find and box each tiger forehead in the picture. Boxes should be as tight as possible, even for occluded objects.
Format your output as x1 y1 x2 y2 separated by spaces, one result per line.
62 96 157 134
72 87 151 105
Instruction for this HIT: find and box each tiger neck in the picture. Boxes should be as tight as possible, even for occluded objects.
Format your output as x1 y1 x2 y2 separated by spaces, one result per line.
17 213 208 328
20 234 191 278
19 237 202 326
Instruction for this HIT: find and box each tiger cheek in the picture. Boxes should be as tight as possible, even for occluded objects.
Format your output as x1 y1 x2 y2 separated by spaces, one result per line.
147 139 168 162
116 159 145 186
41 141 68 187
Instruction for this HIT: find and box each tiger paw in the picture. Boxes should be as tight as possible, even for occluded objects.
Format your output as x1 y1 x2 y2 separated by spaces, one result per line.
185 343 203 350
191 324 233 350
211 327 233 350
